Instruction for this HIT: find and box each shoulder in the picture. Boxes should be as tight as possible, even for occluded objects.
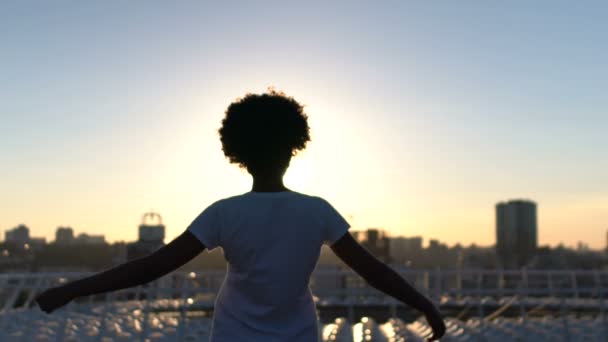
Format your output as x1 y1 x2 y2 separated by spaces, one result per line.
298 193 336 212
207 193 245 207
192 197 236 218
208 192 331 209
309 195 330 206
281 191 325 203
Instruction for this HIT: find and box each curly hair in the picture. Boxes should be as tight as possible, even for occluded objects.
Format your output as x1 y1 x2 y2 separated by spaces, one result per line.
218 90 310 171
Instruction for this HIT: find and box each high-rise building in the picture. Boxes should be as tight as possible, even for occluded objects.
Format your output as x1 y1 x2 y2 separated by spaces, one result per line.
4 224 46 251
496 199 537 269
55 227 75 244
5 224 30 245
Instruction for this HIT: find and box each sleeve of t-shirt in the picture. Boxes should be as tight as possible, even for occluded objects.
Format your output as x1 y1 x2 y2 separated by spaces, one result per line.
187 200 222 251
320 198 351 245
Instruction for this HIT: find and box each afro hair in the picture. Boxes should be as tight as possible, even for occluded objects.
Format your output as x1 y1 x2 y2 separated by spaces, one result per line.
218 90 310 171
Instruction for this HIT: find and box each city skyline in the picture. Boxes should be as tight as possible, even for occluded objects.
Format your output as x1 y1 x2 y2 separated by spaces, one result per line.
2 2 607 248
2 200 606 250
3 218 605 254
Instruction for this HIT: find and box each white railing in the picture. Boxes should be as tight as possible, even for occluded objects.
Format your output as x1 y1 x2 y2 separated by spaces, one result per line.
0 269 607 341
1 269 606 313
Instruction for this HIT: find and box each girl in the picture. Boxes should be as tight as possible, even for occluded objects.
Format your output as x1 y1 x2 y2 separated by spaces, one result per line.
36 90 445 341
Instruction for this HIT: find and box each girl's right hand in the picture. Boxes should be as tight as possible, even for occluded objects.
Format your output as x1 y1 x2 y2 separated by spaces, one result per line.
423 303 446 341
35 286 74 313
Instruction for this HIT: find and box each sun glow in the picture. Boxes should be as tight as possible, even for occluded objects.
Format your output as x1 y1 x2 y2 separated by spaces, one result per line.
284 154 314 192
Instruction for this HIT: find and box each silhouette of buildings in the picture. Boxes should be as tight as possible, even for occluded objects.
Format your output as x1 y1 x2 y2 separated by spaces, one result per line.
2 224 45 271
55 227 74 244
138 212 165 242
54 227 105 245
75 233 106 245
5 224 30 245
3 203 607 272
352 229 391 262
496 199 538 269
4 224 46 251
389 236 422 264
127 212 166 260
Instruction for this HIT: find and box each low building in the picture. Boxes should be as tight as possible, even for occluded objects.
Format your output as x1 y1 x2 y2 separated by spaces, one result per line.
75 233 106 245
389 236 423 264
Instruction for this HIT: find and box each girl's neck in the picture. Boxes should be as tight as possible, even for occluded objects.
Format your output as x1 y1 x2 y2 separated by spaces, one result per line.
251 177 289 192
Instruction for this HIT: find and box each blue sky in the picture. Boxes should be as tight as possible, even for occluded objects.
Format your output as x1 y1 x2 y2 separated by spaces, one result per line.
1 2 607 247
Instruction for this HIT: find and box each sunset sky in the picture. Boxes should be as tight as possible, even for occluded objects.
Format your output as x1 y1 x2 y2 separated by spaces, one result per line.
1 2 607 248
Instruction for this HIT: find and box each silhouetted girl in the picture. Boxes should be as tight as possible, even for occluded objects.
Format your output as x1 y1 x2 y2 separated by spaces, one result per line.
36 90 445 341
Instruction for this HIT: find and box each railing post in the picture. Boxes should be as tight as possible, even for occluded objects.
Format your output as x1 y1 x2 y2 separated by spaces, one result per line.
434 267 441 302
595 270 606 339
423 271 430 295
95 290 114 342
497 269 504 298
570 271 579 299
559 295 570 341
547 271 554 297
476 270 484 319
389 297 397 319
2 276 24 312
521 268 529 298
176 272 191 341
347 296 355 324
456 268 462 299
0 275 8 330
518 268 528 324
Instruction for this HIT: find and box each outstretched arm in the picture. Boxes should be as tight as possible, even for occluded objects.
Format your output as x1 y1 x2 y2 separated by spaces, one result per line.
36 230 206 313
330 232 445 341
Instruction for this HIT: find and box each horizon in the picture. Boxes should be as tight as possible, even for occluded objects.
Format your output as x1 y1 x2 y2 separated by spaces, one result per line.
2 210 604 251
2 2 607 248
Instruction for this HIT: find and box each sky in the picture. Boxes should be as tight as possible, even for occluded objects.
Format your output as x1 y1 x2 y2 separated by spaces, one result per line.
1 2 607 248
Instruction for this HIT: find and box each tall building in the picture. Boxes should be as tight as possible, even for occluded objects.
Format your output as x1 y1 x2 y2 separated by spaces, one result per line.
4 224 46 251
496 199 537 269
138 212 165 242
5 224 30 244
55 227 75 244
127 212 166 260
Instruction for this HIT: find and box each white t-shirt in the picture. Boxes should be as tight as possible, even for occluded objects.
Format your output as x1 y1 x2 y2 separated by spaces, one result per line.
187 190 350 342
